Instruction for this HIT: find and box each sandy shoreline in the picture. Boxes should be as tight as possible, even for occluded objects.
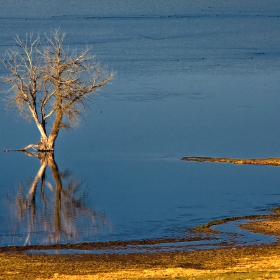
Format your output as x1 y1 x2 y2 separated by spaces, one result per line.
1 216 280 279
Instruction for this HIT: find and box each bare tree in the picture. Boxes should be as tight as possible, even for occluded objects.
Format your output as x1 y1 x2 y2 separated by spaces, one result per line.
0 30 113 151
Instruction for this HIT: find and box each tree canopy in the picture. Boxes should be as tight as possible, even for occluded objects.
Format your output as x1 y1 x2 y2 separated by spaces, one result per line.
0 30 114 151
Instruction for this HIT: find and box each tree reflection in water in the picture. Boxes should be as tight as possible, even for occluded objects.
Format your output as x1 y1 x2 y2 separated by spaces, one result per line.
9 152 109 246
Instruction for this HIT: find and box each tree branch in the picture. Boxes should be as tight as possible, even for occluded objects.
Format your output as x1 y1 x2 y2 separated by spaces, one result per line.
0 30 114 150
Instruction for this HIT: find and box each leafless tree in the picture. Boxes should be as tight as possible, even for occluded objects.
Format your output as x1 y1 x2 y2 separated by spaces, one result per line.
0 30 114 151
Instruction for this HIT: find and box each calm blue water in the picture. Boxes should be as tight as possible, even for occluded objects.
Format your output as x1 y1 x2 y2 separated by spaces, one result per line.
0 0 280 246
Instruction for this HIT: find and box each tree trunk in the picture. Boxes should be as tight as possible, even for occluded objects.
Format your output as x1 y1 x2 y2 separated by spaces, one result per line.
37 104 63 151
38 136 55 151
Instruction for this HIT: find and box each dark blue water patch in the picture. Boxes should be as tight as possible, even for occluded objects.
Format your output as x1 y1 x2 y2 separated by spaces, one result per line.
1 0 280 248
2 149 280 247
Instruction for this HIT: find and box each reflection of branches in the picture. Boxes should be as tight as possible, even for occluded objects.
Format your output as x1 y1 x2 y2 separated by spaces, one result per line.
9 152 109 245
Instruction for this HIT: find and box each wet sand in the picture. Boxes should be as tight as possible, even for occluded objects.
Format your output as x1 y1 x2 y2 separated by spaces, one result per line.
240 216 280 237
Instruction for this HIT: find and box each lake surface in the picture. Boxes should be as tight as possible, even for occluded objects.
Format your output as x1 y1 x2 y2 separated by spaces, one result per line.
0 0 280 246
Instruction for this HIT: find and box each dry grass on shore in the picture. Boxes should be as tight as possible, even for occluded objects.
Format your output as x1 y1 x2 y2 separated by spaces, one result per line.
1 243 280 279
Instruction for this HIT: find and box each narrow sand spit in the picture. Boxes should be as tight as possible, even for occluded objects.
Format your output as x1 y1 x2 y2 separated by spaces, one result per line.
182 156 280 166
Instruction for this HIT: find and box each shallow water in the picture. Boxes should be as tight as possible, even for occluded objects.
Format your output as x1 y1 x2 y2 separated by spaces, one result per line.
24 220 277 255
1 1 280 247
